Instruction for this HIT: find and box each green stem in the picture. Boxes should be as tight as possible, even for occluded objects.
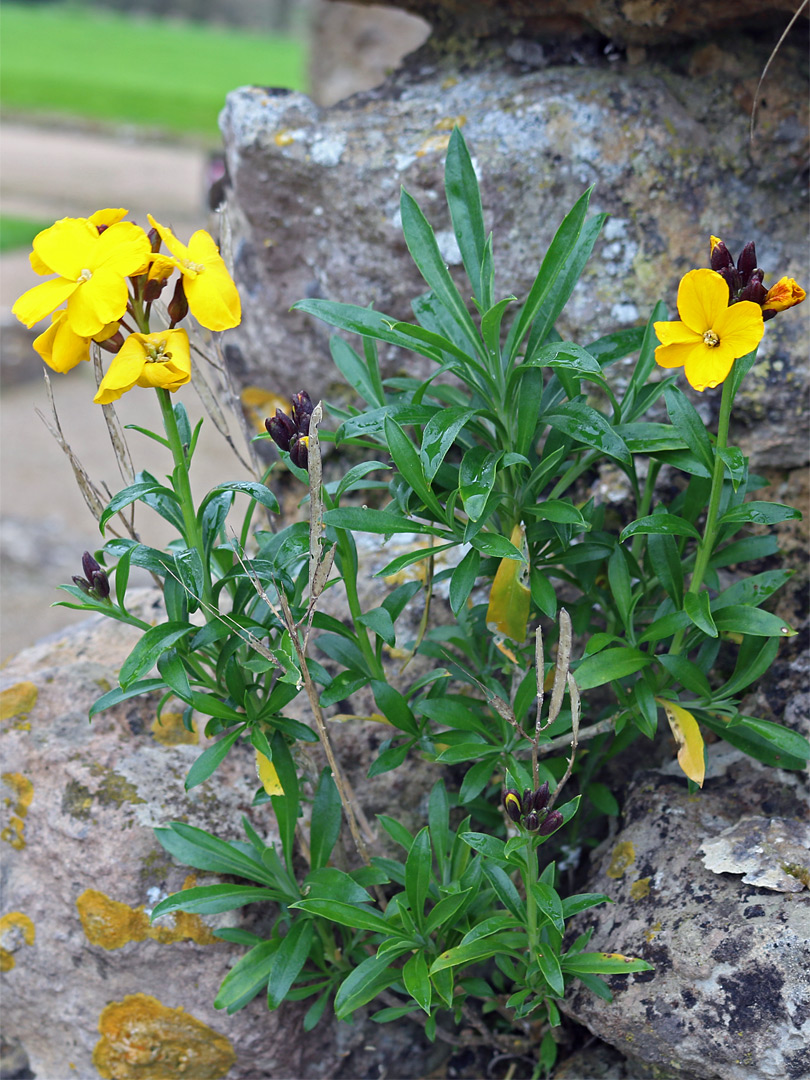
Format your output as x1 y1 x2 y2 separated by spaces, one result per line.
156 387 214 613
630 460 662 563
670 369 736 656
524 835 538 952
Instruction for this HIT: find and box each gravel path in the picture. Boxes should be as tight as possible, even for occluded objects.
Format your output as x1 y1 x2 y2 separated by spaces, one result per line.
0 122 251 659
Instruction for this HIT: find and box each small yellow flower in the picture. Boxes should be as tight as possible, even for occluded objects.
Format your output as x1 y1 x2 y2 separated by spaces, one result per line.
33 310 119 374
147 216 241 331
93 329 191 404
13 217 150 337
762 276 806 314
28 209 130 276
654 268 764 392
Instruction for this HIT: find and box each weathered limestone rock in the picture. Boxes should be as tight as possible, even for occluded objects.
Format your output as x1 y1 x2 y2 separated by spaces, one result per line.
560 764 810 1080
321 0 805 46
218 33 808 470
0 592 435 1079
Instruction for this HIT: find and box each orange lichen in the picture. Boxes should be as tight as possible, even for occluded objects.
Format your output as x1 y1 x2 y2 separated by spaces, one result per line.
1 773 33 850
93 993 236 1080
0 682 38 724
77 881 220 951
416 134 452 158
0 911 35 972
434 115 467 130
630 877 651 900
606 840 636 879
150 712 198 747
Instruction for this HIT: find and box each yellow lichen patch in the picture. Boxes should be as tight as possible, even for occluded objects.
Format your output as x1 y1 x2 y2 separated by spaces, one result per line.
1 773 34 850
434 115 466 130
274 128 295 147
0 682 38 723
77 888 220 950
606 840 636 879
87 766 145 808
644 921 662 943
151 712 197 747
416 134 452 158
240 386 290 434
630 877 651 900
93 993 236 1080
0 911 35 972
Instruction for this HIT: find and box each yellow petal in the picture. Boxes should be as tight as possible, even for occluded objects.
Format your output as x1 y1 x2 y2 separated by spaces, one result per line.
486 523 530 642
31 217 97 279
93 336 148 404
33 310 90 373
713 300 764 355
66 266 129 337
654 341 701 370
709 235 723 253
88 208 129 228
654 319 700 347
13 277 78 328
256 750 283 796
148 215 190 262
656 698 705 786
93 221 151 275
763 276 806 313
683 342 736 392
676 268 730 335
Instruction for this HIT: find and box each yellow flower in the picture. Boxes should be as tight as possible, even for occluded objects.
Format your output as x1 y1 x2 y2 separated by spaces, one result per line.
93 329 191 404
28 209 130 276
13 217 150 337
33 310 119 374
147 216 241 331
762 276 806 314
654 269 764 392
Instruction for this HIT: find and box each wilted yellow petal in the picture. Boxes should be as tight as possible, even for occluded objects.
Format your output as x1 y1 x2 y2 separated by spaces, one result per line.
256 750 283 796
486 523 530 642
656 697 705 787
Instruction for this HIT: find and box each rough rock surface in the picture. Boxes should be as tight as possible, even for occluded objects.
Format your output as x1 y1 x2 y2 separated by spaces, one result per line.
559 764 810 1080
0 592 436 1080
320 0 804 46
218 33 808 469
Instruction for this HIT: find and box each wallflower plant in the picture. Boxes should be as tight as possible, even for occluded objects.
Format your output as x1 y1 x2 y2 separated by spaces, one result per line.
16 130 807 1074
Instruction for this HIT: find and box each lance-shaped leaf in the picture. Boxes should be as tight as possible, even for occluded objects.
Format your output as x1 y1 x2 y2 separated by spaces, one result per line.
656 698 705 786
486 523 530 642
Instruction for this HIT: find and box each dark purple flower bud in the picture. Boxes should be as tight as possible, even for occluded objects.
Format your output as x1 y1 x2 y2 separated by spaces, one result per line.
167 277 189 327
91 569 111 599
291 390 314 435
521 789 534 816
710 241 734 272
147 227 161 252
736 241 757 284
715 266 737 302
503 790 522 823
763 308 778 322
72 575 92 595
82 551 102 580
524 811 539 831
738 277 767 305
265 410 296 451
537 810 564 837
289 436 309 469
98 331 124 354
143 276 167 303
533 782 550 812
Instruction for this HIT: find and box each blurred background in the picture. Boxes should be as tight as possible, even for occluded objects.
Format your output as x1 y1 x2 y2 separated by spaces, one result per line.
0 0 431 660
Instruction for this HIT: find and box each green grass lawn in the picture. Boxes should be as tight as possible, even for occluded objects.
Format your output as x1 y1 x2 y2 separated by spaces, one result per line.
0 215 52 253
0 2 307 139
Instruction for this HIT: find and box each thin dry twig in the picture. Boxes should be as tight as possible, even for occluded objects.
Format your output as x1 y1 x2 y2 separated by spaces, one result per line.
749 1 808 145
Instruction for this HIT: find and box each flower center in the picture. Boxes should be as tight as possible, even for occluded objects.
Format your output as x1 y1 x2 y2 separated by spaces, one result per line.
77 268 92 283
182 259 205 275
145 342 171 363
702 329 720 348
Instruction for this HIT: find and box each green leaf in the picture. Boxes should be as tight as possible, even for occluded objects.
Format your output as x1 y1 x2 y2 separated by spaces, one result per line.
459 446 502 520
290 898 391 934
330 335 385 407
712 569 793 611
444 126 487 306
154 821 271 883
88 678 165 718
458 832 509 865
384 415 445 518
214 940 278 1014
574 648 651 690
304 867 372 905
718 447 746 491
400 187 481 353
292 300 445 363
424 889 474 935
718 636 780 697
185 725 246 790
267 919 315 1010
403 950 432 1014
713 606 795 637
615 422 687 453
269 730 300 871
356 607 396 647
562 951 652 976
334 954 400 1020
684 590 718 637
323 507 448 537
719 501 802 526
99 481 180 533
620 513 701 542
586 783 620 816
469 531 523 559
622 300 668 420
522 341 606 384
664 386 714 474
405 827 432 926
449 546 480 616
560 893 610 919
199 480 280 518
309 769 342 871
657 653 712 698
608 547 633 631
481 863 525 920
699 713 809 770
151 884 280 918
420 407 476 482
545 402 631 468
535 945 565 997
119 622 194 687
430 932 527 974
647 532 683 607
371 681 419 736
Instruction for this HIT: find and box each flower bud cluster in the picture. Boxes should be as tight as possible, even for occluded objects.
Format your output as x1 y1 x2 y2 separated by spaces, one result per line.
265 390 314 469
73 551 110 600
503 783 563 835
710 237 805 321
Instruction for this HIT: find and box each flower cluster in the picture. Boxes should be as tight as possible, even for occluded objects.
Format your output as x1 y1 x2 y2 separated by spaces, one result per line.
12 208 241 404
654 235 805 393
503 783 563 836
264 390 314 469
72 551 110 600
